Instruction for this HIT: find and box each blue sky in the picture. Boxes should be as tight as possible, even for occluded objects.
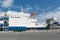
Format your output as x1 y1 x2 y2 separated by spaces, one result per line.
0 0 60 13
0 0 60 22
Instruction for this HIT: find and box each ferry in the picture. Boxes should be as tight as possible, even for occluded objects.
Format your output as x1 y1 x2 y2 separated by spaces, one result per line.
0 7 47 31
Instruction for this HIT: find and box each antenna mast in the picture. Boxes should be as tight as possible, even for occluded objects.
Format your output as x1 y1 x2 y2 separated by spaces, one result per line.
21 6 24 13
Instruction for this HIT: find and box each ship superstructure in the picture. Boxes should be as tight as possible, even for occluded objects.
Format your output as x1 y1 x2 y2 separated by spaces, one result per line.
0 7 47 31
8 11 47 31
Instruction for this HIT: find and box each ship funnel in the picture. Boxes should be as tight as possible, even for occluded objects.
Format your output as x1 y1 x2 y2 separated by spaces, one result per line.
30 12 37 19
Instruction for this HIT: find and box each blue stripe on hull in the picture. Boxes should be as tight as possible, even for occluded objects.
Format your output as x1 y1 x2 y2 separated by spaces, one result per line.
26 27 46 30
0 24 3 27
36 27 47 30
9 27 26 31
9 26 46 31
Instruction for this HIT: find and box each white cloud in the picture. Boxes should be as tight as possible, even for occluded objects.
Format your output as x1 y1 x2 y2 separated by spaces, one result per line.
47 7 51 10
1 0 14 8
57 7 60 10
0 0 3 3
54 7 60 11
34 5 41 10
0 10 2 13
23 6 32 12
43 9 46 11
38 8 60 23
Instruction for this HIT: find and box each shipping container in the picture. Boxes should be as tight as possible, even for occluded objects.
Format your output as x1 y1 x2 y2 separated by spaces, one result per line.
0 24 3 31
3 28 9 32
3 22 9 26
0 24 3 27
3 16 9 20
0 17 3 21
